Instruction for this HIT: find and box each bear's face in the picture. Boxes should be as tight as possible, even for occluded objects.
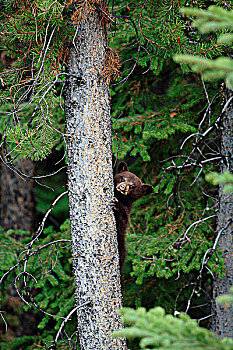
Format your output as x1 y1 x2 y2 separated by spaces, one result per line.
114 162 153 202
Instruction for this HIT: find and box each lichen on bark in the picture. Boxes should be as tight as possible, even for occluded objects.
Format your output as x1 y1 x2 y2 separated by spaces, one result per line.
65 5 126 350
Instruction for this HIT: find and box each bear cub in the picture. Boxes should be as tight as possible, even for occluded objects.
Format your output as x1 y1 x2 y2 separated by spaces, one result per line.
113 161 153 268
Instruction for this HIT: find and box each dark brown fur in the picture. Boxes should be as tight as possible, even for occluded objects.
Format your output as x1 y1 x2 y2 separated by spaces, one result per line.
113 162 153 268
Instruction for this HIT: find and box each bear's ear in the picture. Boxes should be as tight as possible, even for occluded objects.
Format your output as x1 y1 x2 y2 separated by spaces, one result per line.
142 184 154 196
118 161 128 173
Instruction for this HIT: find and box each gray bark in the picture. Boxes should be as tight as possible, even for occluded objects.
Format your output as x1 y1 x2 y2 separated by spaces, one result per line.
0 158 36 232
211 102 233 338
65 7 127 350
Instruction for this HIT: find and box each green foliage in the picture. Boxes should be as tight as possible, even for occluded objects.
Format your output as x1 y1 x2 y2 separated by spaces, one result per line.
0 0 71 71
112 65 204 161
113 306 233 349
181 6 233 33
110 2 229 314
111 0 225 85
0 221 76 349
0 0 69 161
206 171 233 193
0 335 41 350
174 55 233 91
0 98 65 162
112 0 224 79
112 68 224 285
174 6 233 90
127 166 225 284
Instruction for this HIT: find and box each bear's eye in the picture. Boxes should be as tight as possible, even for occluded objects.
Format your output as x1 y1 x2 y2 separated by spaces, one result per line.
120 177 125 183
129 185 135 189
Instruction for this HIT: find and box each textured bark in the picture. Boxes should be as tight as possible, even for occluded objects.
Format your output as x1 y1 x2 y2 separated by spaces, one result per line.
211 103 233 338
65 8 127 350
0 158 36 232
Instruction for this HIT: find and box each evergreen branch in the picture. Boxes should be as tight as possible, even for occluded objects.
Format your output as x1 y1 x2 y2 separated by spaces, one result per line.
174 6 233 89
113 307 233 349
174 55 233 90
182 214 217 241
181 6 233 33
0 239 71 284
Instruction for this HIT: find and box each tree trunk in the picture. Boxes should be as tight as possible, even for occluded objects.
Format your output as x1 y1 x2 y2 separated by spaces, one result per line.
0 158 36 232
65 5 127 350
211 101 233 338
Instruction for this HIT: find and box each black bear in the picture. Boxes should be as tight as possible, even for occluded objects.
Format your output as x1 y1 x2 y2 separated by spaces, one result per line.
113 161 153 268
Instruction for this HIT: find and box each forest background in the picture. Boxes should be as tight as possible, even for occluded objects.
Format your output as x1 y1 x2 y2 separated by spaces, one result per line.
0 0 233 349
